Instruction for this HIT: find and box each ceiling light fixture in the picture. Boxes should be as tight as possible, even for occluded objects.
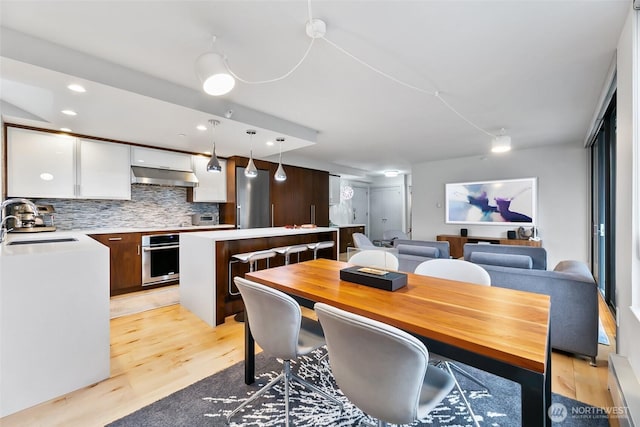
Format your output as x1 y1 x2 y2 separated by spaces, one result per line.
197 124 207 131
274 137 287 182
195 37 235 96
384 170 399 178
60 127 72 132
67 84 86 93
206 119 222 173
245 130 258 178
61 109 77 116
491 129 512 153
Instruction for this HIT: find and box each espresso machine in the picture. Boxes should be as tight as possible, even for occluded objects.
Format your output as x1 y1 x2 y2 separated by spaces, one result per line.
7 203 56 232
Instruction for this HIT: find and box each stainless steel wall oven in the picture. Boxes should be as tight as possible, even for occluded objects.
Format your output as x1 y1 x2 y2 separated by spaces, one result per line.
141 234 179 285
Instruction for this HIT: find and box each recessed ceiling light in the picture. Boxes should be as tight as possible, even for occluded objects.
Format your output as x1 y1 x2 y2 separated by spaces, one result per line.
266 140 275 146
60 127 72 132
61 109 77 116
204 151 212 155
384 170 399 177
178 133 186 137
196 125 207 131
67 84 86 93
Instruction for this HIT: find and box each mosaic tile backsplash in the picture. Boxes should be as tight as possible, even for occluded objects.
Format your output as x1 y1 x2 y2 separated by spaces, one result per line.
36 184 220 230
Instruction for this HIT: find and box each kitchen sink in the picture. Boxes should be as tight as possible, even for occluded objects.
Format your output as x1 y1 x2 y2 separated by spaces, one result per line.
7 237 78 245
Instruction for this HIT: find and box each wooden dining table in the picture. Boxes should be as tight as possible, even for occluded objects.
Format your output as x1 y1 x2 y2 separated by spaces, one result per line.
245 258 552 426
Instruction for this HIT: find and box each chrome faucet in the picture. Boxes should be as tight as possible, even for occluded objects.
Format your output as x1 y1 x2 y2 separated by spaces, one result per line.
0 215 21 243
0 198 39 243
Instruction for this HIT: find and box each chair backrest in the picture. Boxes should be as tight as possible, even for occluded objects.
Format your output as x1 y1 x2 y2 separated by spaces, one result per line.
352 232 375 248
382 229 409 241
349 249 399 270
413 258 491 285
315 303 429 425
234 277 301 360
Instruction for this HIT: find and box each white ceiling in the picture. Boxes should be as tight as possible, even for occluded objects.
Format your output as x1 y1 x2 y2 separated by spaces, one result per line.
0 0 630 179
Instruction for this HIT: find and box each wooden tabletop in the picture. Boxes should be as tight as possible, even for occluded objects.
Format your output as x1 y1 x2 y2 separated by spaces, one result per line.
246 258 550 373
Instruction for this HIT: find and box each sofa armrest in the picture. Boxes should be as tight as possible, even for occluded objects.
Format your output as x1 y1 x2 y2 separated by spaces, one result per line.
553 260 595 282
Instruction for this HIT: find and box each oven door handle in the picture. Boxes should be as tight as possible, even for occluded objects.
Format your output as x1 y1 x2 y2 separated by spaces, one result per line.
142 245 180 251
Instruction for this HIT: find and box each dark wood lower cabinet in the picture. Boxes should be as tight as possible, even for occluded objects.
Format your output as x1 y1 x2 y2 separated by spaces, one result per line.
215 231 338 324
338 225 366 253
89 232 142 296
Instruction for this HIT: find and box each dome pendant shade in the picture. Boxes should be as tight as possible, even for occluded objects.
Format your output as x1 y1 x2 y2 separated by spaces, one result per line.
245 153 258 178
274 162 287 182
206 144 222 172
206 119 222 172
274 137 287 182
195 52 235 96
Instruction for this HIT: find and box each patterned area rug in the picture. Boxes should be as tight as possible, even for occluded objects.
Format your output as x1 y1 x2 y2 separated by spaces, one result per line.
107 349 610 427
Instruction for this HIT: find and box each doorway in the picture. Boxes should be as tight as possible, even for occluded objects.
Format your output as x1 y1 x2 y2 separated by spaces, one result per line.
350 185 369 232
369 186 403 242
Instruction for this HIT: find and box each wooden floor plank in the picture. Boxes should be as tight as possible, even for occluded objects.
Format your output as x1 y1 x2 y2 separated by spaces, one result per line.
0 293 618 426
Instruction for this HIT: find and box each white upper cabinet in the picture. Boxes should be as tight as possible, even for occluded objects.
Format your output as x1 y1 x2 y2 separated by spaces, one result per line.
78 139 131 199
191 155 227 202
329 175 341 205
131 146 192 171
7 128 131 200
7 128 76 198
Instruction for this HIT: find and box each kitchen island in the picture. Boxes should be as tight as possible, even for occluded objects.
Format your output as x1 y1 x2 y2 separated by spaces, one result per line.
180 227 338 326
0 233 110 417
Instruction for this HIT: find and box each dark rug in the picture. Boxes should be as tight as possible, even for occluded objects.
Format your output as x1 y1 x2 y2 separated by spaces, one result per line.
107 349 609 427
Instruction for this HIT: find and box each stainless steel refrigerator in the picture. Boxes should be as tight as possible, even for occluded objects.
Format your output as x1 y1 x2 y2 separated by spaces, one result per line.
236 166 271 229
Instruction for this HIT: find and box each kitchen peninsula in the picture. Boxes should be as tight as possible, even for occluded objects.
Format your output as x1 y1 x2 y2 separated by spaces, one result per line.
0 233 110 417
180 227 338 326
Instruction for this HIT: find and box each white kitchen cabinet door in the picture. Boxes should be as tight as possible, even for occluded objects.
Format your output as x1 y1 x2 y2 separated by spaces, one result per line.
131 146 193 171
7 127 76 198
191 155 227 202
78 139 131 200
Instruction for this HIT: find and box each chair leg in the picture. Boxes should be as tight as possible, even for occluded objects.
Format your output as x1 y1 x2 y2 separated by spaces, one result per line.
226 372 284 422
446 361 491 391
284 362 291 427
442 362 480 427
290 372 344 409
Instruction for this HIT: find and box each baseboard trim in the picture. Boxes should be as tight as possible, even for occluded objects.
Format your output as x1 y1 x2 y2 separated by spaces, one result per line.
609 354 640 427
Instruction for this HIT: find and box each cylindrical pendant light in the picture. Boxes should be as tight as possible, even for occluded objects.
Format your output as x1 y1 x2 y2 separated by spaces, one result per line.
245 130 258 178
195 52 235 96
206 119 222 173
274 137 287 182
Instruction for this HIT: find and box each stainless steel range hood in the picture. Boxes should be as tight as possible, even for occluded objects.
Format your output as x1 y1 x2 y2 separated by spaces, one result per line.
130 166 199 187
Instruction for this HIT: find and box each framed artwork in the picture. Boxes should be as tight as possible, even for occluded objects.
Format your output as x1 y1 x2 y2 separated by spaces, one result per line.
445 177 537 225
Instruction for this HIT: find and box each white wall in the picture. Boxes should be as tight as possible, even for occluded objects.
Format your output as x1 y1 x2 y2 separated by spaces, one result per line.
411 143 588 268
614 5 640 375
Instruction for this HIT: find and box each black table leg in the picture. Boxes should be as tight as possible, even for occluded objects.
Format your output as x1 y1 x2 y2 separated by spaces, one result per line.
521 336 552 427
244 314 255 384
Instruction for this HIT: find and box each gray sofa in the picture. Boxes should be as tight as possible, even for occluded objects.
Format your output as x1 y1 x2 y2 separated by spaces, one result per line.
463 243 598 363
392 239 450 273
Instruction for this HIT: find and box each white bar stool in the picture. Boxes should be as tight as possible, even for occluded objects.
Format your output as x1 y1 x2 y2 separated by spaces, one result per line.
228 249 276 321
307 240 335 259
272 244 309 265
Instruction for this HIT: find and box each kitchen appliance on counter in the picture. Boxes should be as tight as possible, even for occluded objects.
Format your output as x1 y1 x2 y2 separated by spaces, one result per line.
191 213 216 226
7 203 56 232
141 233 179 286
236 166 270 229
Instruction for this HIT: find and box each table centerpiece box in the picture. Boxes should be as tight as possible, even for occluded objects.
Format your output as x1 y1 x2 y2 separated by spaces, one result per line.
339 266 407 291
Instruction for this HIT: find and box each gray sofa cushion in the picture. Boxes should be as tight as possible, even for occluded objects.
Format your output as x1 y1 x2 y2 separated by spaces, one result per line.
463 243 547 270
396 244 439 258
469 252 533 269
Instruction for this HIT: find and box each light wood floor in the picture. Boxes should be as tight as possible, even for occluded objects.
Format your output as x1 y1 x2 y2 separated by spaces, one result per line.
1 292 618 427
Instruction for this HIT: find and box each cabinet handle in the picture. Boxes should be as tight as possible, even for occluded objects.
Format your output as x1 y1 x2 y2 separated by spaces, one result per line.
108 237 123 241
137 245 140 256
271 204 274 227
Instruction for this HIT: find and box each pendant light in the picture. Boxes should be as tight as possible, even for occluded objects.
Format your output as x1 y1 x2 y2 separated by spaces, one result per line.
245 130 258 178
206 119 222 173
274 137 287 182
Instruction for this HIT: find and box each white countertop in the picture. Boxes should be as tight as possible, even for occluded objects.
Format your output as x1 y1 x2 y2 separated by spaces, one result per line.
0 231 103 257
331 224 366 228
68 224 236 235
181 226 336 242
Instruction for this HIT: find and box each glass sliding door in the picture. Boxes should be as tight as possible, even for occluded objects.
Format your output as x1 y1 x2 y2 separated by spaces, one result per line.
591 95 616 311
